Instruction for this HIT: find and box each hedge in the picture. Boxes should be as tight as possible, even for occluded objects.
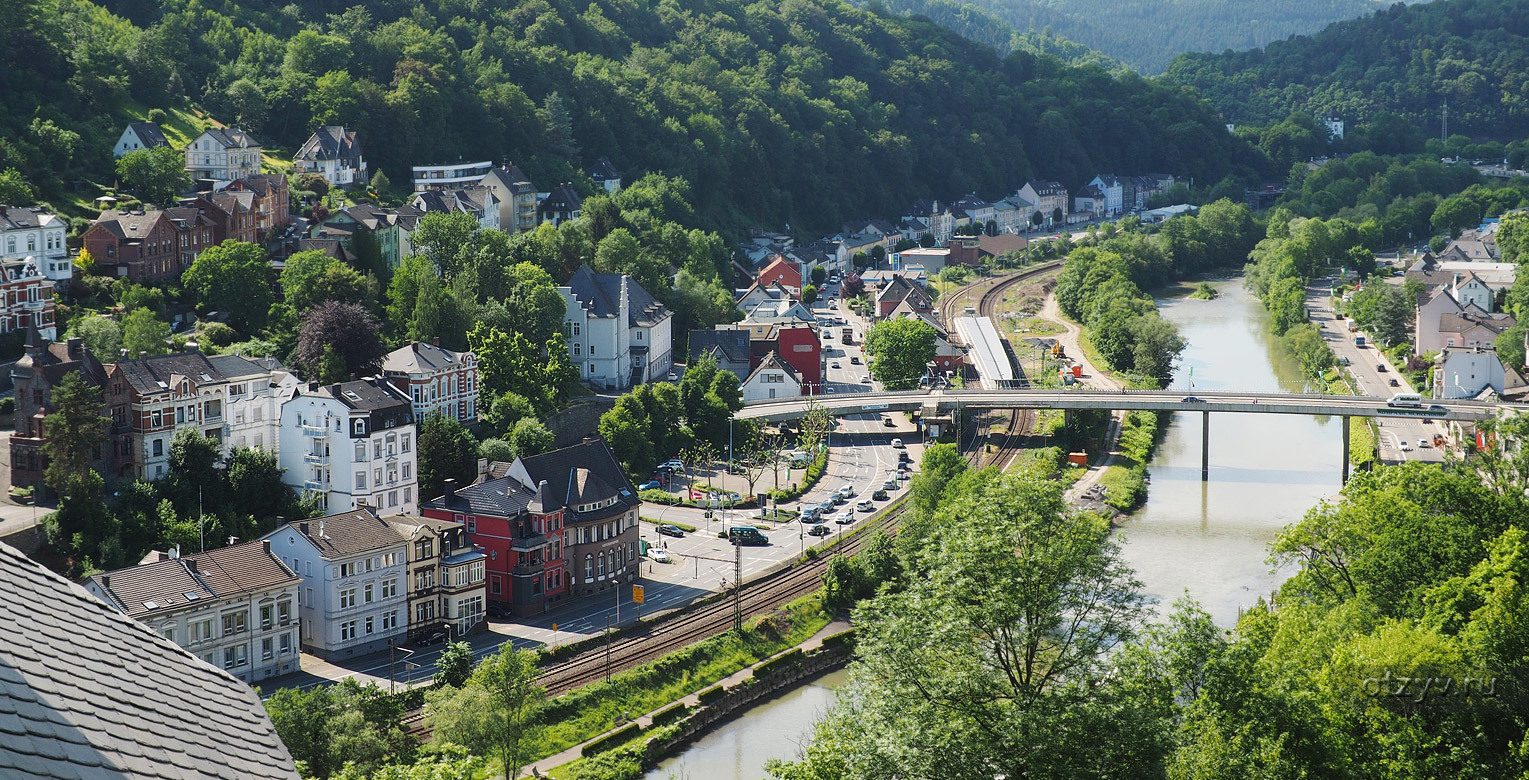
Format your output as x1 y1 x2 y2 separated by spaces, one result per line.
766 450 829 503
697 685 727 705
648 702 690 727
752 648 804 678
818 629 857 651
581 722 644 757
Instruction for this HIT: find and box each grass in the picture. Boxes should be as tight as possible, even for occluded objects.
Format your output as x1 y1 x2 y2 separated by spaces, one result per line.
640 517 697 533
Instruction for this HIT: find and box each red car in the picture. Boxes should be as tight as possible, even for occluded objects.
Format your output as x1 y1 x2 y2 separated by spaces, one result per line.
690 489 706 501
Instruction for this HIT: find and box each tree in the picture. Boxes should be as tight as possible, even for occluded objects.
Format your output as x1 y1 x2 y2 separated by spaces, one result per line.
296 301 385 380
468 324 551 413
295 172 330 199
115 146 189 205
479 438 517 463
41 373 109 494
121 307 170 358
482 392 537 437
863 317 936 390
810 265 827 285
182 241 274 331
418 415 479 501
802 283 818 304
280 250 375 312
411 212 478 276
436 641 474 688
66 315 122 359
427 644 545 780
0 169 35 205
507 418 553 458
368 170 392 200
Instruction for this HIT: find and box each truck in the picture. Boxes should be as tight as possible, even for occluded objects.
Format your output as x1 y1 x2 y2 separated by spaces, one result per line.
842 327 854 343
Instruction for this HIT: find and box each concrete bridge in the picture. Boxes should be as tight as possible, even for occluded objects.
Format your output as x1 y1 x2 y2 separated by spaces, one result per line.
737 389 1511 482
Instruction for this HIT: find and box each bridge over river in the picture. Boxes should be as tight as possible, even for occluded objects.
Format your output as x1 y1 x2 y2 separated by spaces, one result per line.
737 389 1513 481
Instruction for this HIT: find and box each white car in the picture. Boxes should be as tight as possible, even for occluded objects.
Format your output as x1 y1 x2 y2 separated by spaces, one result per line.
648 548 672 563
1398 440 1413 451
835 510 856 525
891 438 904 449
860 375 871 383
856 500 875 512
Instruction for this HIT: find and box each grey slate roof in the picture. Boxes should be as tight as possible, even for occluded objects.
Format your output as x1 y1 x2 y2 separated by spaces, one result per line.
1439 311 1515 335
384 341 469 375
424 474 535 518
278 508 407 560
688 329 751 366
589 157 620 182
565 265 670 327
113 351 239 395
87 540 301 620
202 128 261 150
0 541 299 779
515 438 638 519
0 205 60 231
92 210 169 242
125 122 171 150
540 184 582 213
294 126 362 164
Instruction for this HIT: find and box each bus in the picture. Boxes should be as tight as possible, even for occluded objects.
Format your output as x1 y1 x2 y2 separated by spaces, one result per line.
726 526 769 546
1387 393 1423 408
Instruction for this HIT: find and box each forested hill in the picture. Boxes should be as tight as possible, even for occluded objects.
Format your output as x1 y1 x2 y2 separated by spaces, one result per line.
2 0 1249 235
873 0 1389 74
1163 0 1529 139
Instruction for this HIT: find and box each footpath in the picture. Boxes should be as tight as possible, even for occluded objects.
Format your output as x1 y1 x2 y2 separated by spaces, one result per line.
522 617 853 777
1037 294 1126 504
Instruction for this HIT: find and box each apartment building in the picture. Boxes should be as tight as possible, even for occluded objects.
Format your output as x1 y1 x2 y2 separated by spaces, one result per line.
383 515 488 638
84 540 302 683
382 341 480 424
261 509 408 660
186 128 262 182
421 475 568 616
278 378 418 515
0 204 70 288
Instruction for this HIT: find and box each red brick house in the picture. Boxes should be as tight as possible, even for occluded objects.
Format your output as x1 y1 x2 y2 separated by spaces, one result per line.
81 210 181 282
221 174 292 239
742 323 822 394
9 331 109 496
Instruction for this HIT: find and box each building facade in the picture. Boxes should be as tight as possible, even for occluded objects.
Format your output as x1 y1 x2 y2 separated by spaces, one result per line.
113 122 171 157
81 209 182 282
561 266 674 391
85 540 301 683
412 161 494 191
278 378 419 515
480 164 541 233
741 351 803 402
508 440 640 599
293 126 367 187
261 509 408 660
185 129 263 182
220 174 293 239
1 204 70 288
382 341 480 424
383 515 488 639
421 476 569 616
10 333 110 495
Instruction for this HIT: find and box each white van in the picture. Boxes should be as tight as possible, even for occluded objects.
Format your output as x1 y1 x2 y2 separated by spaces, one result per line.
786 450 811 466
1387 393 1423 408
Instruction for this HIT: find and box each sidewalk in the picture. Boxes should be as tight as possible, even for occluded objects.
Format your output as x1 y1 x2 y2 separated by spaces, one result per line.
1037 294 1126 503
522 618 853 777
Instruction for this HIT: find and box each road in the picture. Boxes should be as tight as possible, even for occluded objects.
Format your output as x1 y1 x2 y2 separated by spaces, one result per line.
1305 286 1447 463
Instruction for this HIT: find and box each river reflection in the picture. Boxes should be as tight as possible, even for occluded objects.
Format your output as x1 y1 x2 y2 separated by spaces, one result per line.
643 669 847 780
1118 278 1342 626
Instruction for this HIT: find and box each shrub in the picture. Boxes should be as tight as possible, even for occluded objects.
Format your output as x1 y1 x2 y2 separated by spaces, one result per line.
648 702 689 727
581 722 643 757
697 685 727 705
0 397 14 415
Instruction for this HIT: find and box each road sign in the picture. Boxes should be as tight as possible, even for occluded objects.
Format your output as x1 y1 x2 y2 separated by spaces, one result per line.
552 623 557 632
632 585 645 604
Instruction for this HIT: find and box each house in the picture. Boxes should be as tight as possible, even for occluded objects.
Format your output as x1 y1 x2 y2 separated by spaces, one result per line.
1439 233 1498 262
1436 310 1517 352
729 323 822 394
1018 181 1068 227
953 194 995 228
383 341 481 424
841 232 886 265
420 474 566 616
1412 270 1515 355
688 329 753 380
0 257 57 341
1088 175 1125 216
175 191 257 247
895 247 949 276
590 157 622 193
219 173 293 239
739 296 815 326
278 378 419 515
841 219 900 242
755 256 803 294
84 540 302 683
736 279 798 312
382 514 487 638
311 203 421 270
539 183 583 226
1073 185 1106 219
412 160 494 191
260 508 408 660
876 275 934 318
992 195 1035 234
185 128 262 182
902 200 955 245
481 164 541 233
861 268 927 289
1405 258 1515 293
741 351 803 402
948 234 1027 266
890 304 963 373
81 209 182 282
106 351 297 481
161 203 220 268
1320 116 1345 141
113 121 172 157
297 238 352 264
10 331 110 495
293 125 367 187
411 186 500 231
1432 346 1526 399
560 266 674 390
0 540 300 779
1 204 70 288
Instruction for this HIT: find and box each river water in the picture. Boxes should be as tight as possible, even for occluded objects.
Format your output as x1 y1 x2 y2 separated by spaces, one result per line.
1116 277 1342 625
642 669 847 780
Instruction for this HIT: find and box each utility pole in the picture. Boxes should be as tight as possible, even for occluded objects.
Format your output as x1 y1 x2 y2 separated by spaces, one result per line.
604 613 612 681
733 539 743 633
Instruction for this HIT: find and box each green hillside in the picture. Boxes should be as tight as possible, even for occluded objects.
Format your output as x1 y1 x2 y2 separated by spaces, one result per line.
2 0 1253 234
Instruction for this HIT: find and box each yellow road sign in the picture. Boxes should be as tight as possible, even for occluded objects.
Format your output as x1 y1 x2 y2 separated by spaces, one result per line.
632 585 646 604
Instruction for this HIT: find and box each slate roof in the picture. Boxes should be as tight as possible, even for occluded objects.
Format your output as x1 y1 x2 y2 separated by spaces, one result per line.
1439 311 1515 335
329 377 412 414
485 164 538 195
15 332 108 389
112 351 237 395
589 156 620 182
0 205 62 232
515 439 638 518
540 184 583 214
413 187 493 218
688 329 752 366
0 541 300 779
1093 174 1121 188
87 540 300 620
565 265 670 327
278 508 407 560
294 126 362 164
201 128 261 150
425 474 535 518
384 341 471 375
745 350 801 386
125 122 170 150
298 238 350 263
92 210 169 242
1028 180 1067 197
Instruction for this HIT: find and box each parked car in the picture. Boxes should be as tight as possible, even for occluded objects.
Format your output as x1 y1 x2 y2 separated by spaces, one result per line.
667 370 678 381
663 458 685 470
891 438 904 449
648 548 673 564
1417 439 1431 448
808 524 832 537
638 480 663 491
657 524 686 538
850 356 861 364
486 602 512 620
412 628 449 647
860 375 872 384
835 510 856 525
689 489 706 501
856 500 875 512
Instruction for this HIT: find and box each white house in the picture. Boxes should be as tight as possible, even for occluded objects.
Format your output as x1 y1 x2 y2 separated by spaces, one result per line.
1433 346 1520 399
1087 175 1124 216
113 122 171 158
539 184 583 226
1018 181 1068 227
589 157 622 193
1320 116 1345 141
412 160 494 191
382 341 481 424
278 378 419 516
261 508 409 660
185 128 262 182
85 540 301 683
1413 272 1514 356
293 126 367 187
741 351 802 402
0 204 70 288
560 266 673 391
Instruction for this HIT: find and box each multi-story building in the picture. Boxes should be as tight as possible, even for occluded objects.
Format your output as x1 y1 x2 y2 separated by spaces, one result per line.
112 121 171 157
383 515 488 638
481 164 541 233
589 157 622 193
412 160 494 191
1 204 70 288
410 186 500 231
1087 175 1124 216
1018 181 1068 227
220 173 292 239
10 332 109 495
0 257 56 340
539 184 582 226
84 540 302 683
561 266 673 391
421 475 567 616
185 128 262 182
278 378 418 515
260 508 408 660
81 209 182 282
293 126 367 188
382 341 480 424
741 351 803 402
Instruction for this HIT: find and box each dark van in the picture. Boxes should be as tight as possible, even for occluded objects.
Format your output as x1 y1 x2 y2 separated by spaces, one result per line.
726 526 769 546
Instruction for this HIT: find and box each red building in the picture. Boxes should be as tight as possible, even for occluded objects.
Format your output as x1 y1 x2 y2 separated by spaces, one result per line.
421 475 566 616
81 210 181 282
756 256 803 295
751 323 822 394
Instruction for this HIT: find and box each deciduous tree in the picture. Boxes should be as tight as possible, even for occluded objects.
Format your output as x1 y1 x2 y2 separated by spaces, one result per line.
182 241 273 331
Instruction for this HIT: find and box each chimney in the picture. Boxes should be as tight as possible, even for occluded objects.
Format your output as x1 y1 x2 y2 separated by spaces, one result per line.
186 559 198 574
300 521 309 537
66 337 83 358
443 478 457 500
331 384 343 396
307 381 318 392
432 337 440 347
538 479 550 511
477 457 489 478
262 539 271 555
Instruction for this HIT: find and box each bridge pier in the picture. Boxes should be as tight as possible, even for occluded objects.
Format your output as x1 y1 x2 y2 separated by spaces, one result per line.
1341 416 1350 484
1201 411 1210 481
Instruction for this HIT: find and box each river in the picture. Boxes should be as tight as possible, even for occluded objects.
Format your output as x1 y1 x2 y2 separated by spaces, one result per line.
1116 277 1342 625
642 669 847 780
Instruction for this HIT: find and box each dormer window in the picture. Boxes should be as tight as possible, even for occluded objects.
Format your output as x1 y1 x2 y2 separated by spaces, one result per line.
353 419 366 436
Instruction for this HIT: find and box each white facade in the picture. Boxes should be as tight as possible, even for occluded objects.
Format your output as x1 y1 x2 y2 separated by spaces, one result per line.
278 380 419 516
1434 347 1507 399
561 269 674 391
412 161 493 191
1088 176 1125 216
262 513 409 661
113 123 169 158
185 129 262 182
741 357 802 402
0 205 69 287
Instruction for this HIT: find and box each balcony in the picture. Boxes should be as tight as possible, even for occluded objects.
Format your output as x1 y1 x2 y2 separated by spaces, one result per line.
510 563 545 577
301 425 328 438
303 452 328 464
303 479 329 491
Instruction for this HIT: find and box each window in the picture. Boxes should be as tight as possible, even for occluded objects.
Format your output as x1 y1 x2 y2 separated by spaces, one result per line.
387 434 396 456
151 410 162 427
401 434 411 453
223 645 249 669
415 570 434 592
152 439 163 457
278 600 292 625
340 588 357 608
221 612 247 636
279 633 292 654
364 583 374 603
364 616 374 635
339 561 357 577
191 618 214 642
340 620 357 641
404 487 412 504
490 577 501 595
353 419 366 436
382 578 398 598
374 441 383 459
355 472 367 490
161 625 176 643
261 637 274 661
374 467 383 485
260 604 273 630
382 611 399 631
355 442 367 461
389 490 398 508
